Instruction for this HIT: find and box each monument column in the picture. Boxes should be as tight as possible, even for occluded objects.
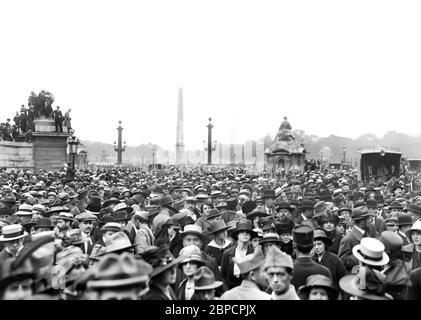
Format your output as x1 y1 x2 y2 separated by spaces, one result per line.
114 121 126 165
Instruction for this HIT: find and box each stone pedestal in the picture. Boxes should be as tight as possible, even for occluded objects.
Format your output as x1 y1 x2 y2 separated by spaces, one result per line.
35 117 57 132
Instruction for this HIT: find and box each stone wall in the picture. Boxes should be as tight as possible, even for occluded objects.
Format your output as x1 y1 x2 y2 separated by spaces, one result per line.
0 140 34 169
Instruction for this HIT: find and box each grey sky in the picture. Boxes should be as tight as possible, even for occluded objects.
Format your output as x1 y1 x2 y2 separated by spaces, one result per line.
1 0 421 150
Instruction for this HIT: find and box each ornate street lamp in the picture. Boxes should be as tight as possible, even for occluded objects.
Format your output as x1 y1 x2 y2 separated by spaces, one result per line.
152 146 157 170
67 135 80 170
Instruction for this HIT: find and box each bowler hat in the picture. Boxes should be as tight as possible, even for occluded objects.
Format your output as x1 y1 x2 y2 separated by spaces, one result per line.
231 220 258 240
293 225 314 248
397 214 412 227
193 266 223 290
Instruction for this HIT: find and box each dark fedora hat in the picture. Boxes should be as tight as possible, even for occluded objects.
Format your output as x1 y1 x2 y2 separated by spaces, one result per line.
318 189 333 201
242 201 257 215
300 199 315 210
406 204 421 216
313 229 333 247
206 209 222 220
86 196 102 213
276 201 292 212
231 219 258 240
261 189 276 199
193 266 223 290
102 197 121 208
320 214 340 225
366 199 378 209
351 206 372 221
209 220 230 235
34 218 54 230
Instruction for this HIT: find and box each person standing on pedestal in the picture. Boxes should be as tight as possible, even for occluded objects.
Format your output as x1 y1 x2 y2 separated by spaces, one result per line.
64 108 72 133
19 110 27 133
53 106 64 133
27 106 35 131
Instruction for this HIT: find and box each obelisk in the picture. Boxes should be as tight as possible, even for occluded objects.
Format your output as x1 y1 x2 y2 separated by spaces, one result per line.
176 88 185 165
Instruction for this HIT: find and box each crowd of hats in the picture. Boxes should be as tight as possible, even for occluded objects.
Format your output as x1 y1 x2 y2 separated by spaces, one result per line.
0 165 420 300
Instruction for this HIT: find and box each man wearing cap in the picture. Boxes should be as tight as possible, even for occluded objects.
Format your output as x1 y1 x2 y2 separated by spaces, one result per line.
338 206 374 273
76 212 97 255
220 246 270 300
291 225 332 291
264 246 299 300
312 230 347 290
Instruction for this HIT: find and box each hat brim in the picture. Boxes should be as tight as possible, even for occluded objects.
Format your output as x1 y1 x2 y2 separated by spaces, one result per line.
314 236 333 247
87 274 150 289
103 242 139 255
246 211 268 220
209 226 230 235
195 281 223 290
102 200 121 208
231 228 258 240
339 275 392 300
259 238 282 245
151 256 182 278
352 245 389 266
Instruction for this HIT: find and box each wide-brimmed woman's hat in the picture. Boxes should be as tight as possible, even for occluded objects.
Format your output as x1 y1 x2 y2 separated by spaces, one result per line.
86 252 152 289
298 274 338 300
246 210 268 221
103 231 138 255
178 245 205 267
179 225 209 243
339 266 393 300
209 220 230 235
259 232 281 245
193 266 223 290
405 220 421 242
0 224 28 242
313 229 333 247
140 245 181 278
231 219 258 240
352 237 389 267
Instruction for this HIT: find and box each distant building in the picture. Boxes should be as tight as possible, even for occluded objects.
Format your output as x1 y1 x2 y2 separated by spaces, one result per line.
265 116 306 173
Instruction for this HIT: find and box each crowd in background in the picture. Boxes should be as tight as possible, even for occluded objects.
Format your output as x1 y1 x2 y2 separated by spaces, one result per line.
0 165 420 300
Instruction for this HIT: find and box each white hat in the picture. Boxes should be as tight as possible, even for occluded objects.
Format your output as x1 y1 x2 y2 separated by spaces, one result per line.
14 204 33 216
352 237 389 267
0 224 27 241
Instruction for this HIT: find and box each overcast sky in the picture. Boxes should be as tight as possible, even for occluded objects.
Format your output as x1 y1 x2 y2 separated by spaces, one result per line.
1 0 421 150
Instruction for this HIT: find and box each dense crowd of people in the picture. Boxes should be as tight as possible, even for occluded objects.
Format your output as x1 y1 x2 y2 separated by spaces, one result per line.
0 165 420 300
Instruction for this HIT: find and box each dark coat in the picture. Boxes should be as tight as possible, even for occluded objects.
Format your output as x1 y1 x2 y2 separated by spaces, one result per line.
325 230 342 255
291 256 332 291
407 267 421 300
221 210 237 224
397 231 410 246
220 244 254 289
0 248 14 262
338 226 365 272
142 283 178 300
204 239 233 267
374 217 387 235
312 251 347 290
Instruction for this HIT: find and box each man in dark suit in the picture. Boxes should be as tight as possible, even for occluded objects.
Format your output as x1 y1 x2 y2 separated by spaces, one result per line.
338 206 373 273
291 225 332 292
52 106 63 133
408 267 421 300
76 212 97 255
312 230 347 290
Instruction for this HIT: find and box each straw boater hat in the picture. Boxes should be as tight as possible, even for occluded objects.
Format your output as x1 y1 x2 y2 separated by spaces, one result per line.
339 266 393 300
86 252 152 289
0 224 27 242
298 275 338 300
193 266 223 290
352 237 389 267
14 204 33 216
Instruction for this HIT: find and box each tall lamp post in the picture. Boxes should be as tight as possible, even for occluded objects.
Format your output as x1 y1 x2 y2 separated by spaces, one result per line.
67 135 80 170
205 118 217 165
114 121 126 165
342 146 347 164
